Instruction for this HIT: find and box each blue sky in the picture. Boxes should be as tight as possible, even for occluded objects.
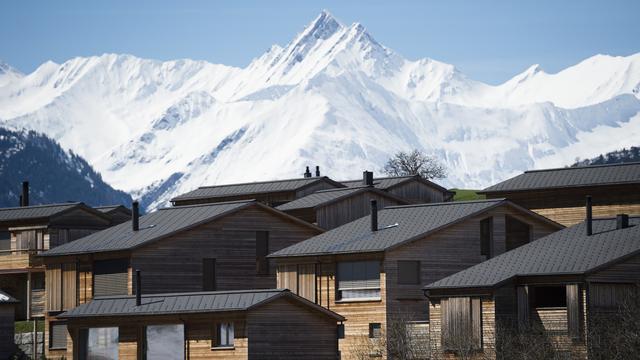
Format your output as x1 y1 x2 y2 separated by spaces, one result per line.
2 0 638 84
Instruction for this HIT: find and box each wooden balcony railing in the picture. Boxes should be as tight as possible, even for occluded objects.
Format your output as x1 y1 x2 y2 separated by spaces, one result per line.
0 249 46 270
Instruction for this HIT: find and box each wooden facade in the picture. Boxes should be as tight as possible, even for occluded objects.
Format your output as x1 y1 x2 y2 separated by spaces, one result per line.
274 205 559 359
385 179 453 204
428 254 640 359
0 205 111 321
42 204 322 358
60 295 341 360
482 184 640 226
0 295 18 359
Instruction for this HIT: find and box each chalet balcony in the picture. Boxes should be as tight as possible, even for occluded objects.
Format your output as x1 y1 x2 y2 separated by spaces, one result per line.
0 249 45 270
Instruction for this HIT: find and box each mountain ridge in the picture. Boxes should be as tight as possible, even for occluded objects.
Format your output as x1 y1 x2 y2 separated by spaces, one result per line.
0 11 639 210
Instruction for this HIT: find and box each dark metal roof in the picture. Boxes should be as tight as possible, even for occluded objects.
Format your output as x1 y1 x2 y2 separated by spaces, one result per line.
425 217 640 292
58 289 344 320
95 205 131 215
41 200 255 256
480 162 640 193
341 175 451 193
270 199 552 257
171 176 344 202
275 186 407 211
0 290 19 304
0 202 96 224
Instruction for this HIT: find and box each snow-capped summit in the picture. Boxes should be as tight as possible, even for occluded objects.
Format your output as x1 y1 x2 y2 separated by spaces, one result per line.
0 11 639 211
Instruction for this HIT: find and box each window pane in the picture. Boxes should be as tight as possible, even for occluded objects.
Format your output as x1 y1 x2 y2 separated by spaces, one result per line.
337 261 380 290
369 323 381 338
87 327 118 360
215 322 234 347
146 324 184 360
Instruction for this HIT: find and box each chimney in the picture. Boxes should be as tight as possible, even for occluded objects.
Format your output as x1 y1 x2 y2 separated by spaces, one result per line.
21 181 29 207
315 166 321 177
616 214 629 230
585 196 592 236
363 171 374 186
304 166 312 178
132 201 140 231
370 199 378 232
135 269 142 306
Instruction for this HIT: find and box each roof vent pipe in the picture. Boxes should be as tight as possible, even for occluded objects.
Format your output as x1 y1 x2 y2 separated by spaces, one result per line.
132 201 140 231
370 199 378 232
363 171 374 186
304 166 312 178
21 181 29 207
136 269 142 306
585 196 592 236
315 166 321 177
616 214 629 230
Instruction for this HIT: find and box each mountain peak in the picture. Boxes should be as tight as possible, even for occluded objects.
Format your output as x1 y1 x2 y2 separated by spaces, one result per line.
300 10 344 42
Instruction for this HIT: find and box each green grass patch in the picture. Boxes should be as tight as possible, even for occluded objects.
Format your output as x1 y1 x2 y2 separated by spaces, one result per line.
15 320 44 333
451 189 486 202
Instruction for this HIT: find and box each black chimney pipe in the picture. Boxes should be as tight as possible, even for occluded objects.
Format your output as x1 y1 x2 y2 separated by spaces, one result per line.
132 201 140 231
21 181 29 207
586 196 593 236
370 199 378 232
304 166 312 178
136 269 141 306
315 166 321 177
363 171 374 186
616 214 629 230
19 195 22 207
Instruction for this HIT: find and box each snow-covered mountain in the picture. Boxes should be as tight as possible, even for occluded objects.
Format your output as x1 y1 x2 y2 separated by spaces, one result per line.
1 11 639 210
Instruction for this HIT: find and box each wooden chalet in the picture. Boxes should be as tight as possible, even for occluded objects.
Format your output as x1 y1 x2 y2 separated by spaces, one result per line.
95 205 132 225
58 289 344 360
268 199 562 359
276 186 409 229
170 168 344 207
478 162 640 226
425 212 640 359
0 290 19 359
340 171 454 204
0 200 112 321
38 200 322 358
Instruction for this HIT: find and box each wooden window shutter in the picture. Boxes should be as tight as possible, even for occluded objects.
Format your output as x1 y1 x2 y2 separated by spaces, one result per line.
93 258 129 297
202 258 216 291
62 263 77 310
46 265 62 312
297 264 316 302
517 286 530 330
276 264 297 293
480 217 493 257
442 297 482 351
50 322 68 349
566 284 581 340
256 231 269 275
471 298 482 350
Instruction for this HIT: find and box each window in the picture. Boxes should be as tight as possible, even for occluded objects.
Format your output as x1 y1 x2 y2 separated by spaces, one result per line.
86 327 118 360
93 258 129 297
369 323 382 338
49 321 68 349
31 272 45 291
532 286 566 308
480 217 493 257
506 215 531 251
337 261 380 301
213 322 234 348
398 261 421 285
441 297 482 351
146 324 184 360
202 258 216 291
0 231 10 251
256 231 270 275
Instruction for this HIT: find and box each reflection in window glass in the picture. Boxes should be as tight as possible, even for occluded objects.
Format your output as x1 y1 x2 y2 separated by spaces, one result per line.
146 324 184 360
215 322 234 347
87 327 118 360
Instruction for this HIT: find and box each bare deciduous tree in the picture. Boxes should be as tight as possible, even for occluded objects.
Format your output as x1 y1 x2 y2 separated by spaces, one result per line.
384 150 446 180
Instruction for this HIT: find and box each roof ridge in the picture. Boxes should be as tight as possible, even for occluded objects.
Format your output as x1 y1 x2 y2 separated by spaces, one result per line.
198 176 327 189
524 161 640 174
0 202 81 211
385 198 505 210
340 175 416 183
314 185 370 193
160 199 256 210
93 288 286 300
